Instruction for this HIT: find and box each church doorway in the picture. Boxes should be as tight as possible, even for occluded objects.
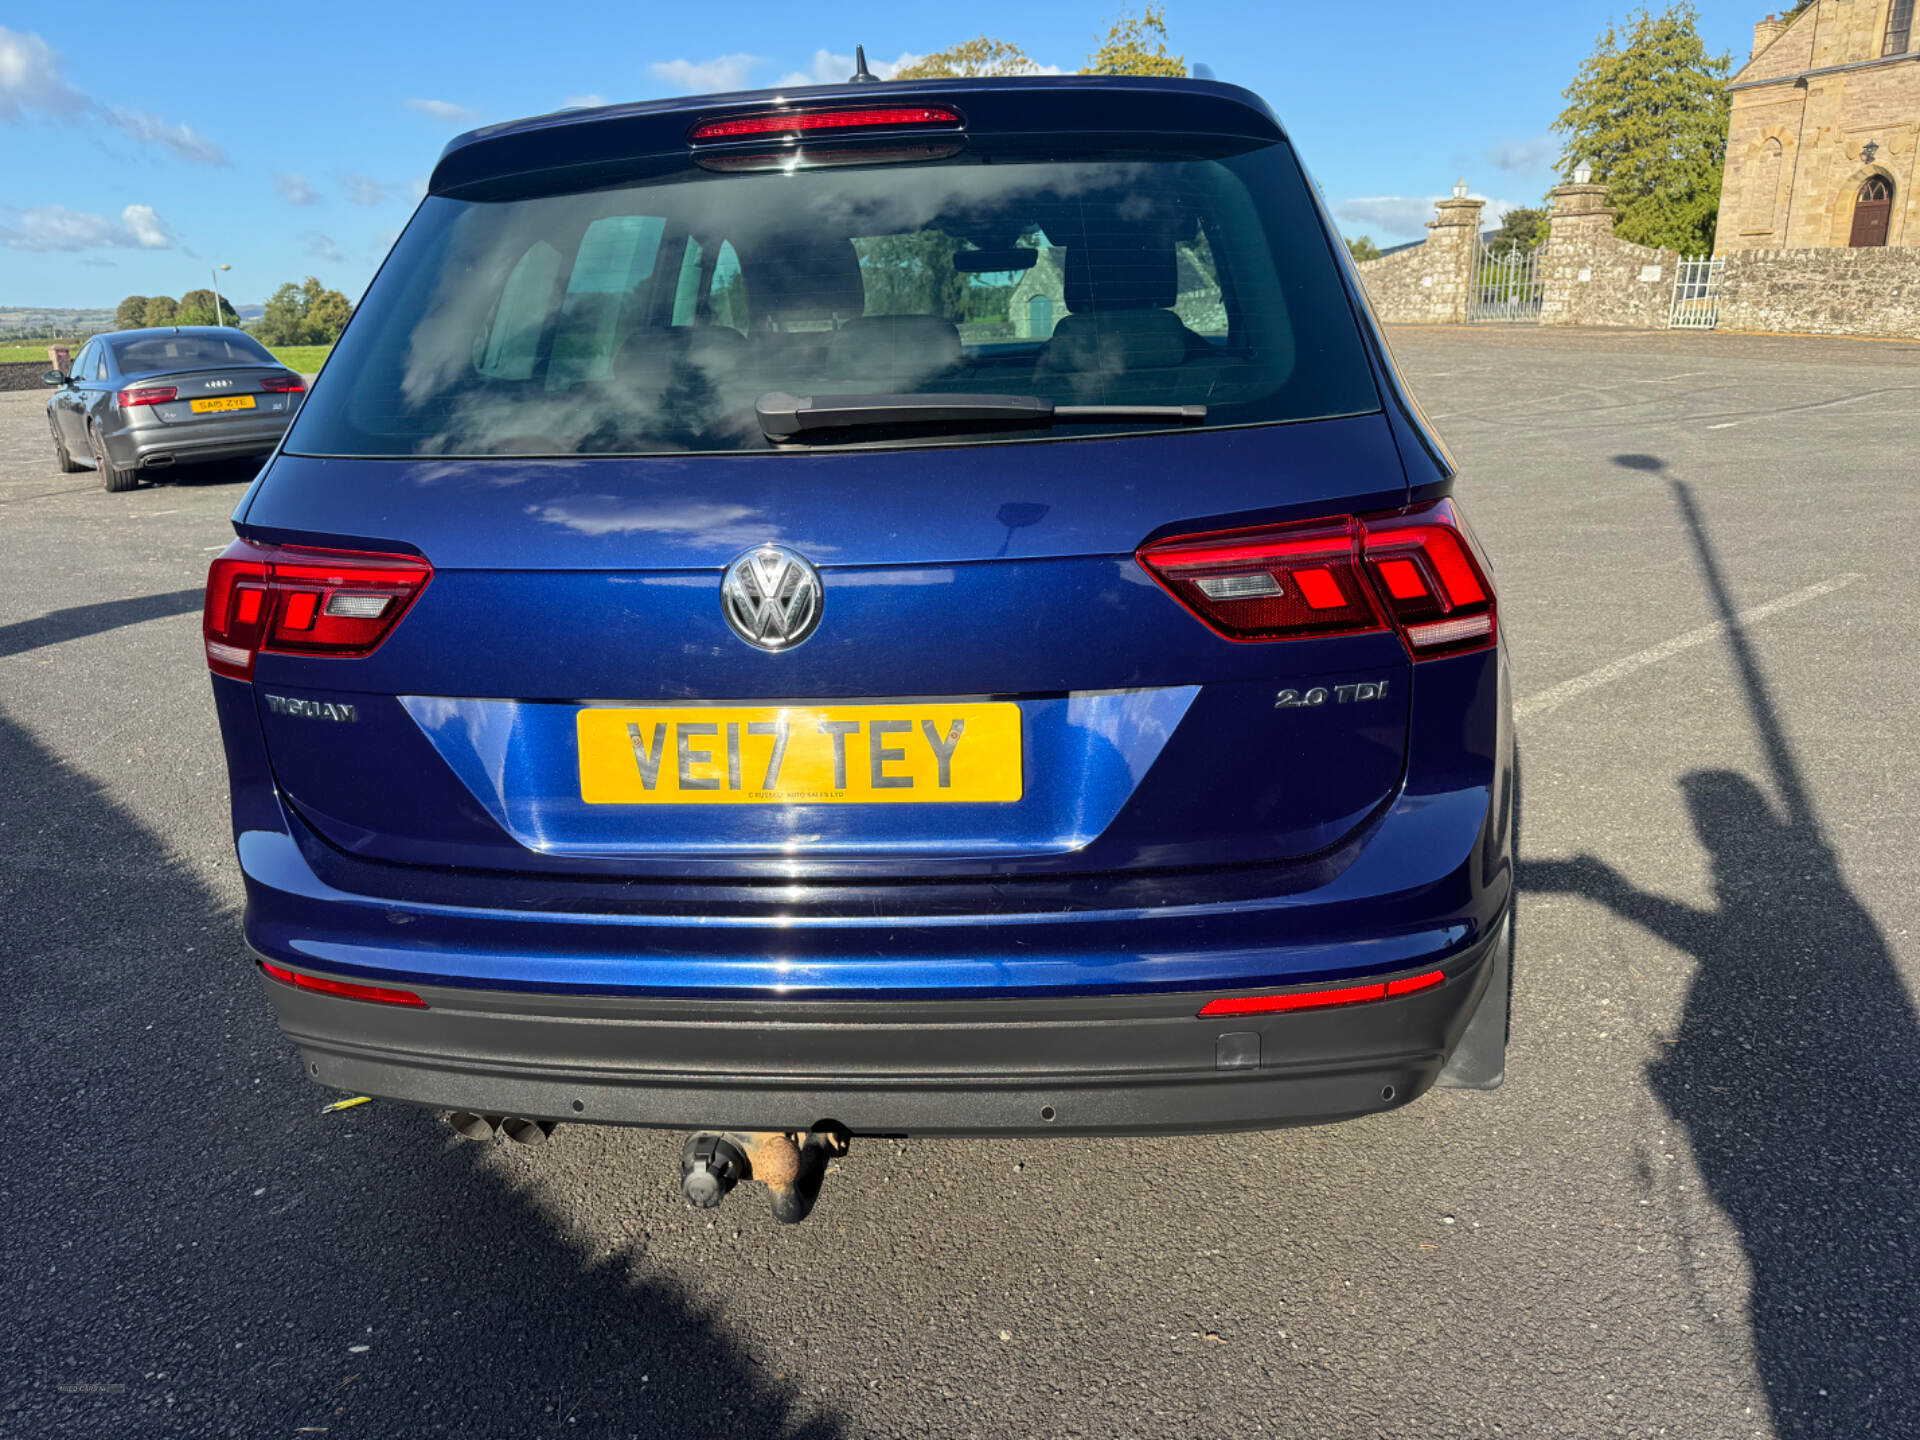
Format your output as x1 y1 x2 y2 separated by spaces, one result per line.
1849 176 1894 248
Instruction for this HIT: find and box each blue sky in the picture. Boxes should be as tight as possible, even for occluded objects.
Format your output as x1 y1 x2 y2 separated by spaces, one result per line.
2 1 1766 308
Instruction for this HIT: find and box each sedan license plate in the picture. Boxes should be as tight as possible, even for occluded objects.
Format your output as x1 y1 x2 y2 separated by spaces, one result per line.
577 703 1022 805
189 395 256 414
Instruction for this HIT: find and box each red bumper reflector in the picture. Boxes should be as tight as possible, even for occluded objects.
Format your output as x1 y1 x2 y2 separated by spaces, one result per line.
260 961 426 1008
1198 969 1445 1018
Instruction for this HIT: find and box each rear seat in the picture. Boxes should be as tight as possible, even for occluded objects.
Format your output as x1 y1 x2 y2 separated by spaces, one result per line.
826 315 962 386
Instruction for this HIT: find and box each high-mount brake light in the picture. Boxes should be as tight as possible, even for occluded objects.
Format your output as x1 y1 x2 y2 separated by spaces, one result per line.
688 106 962 143
117 384 177 408
203 539 432 679
1198 969 1445 1018
1137 500 1497 659
260 374 306 394
260 961 426 1008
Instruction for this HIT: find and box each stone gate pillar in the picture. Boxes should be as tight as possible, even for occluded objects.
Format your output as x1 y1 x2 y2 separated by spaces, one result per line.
1540 171 1618 326
1425 180 1485 324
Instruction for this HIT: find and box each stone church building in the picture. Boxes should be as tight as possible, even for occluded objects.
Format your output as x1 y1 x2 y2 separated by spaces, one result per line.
1718 1 1919 251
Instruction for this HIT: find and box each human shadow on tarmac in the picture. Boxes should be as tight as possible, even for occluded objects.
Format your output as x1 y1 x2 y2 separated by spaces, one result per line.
1528 471 1920 1439
0 712 840 1440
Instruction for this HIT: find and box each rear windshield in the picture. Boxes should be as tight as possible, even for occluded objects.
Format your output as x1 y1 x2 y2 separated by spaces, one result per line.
286 142 1378 457
113 332 277 374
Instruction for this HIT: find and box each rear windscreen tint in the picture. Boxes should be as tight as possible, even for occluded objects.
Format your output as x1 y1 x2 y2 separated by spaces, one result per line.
286 143 1379 456
112 333 277 373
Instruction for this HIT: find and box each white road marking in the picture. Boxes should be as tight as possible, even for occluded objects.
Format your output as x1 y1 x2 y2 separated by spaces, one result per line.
1515 574 1862 720
1706 422 1738 430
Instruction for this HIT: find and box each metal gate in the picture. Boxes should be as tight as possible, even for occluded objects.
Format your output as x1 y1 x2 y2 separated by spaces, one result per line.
1469 239 1544 322
1668 256 1725 330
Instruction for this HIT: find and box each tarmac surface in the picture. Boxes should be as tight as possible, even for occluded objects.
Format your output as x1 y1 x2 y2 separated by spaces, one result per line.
3 326 1916 1438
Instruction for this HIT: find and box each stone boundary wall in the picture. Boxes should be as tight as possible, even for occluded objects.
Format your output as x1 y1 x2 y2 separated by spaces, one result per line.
1718 248 1920 339
1353 176 1920 340
1355 242 1450 324
0 360 51 393
1538 234 1679 330
1354 185 1485 325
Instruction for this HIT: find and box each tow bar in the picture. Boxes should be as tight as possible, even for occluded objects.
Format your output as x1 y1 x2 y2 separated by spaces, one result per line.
680 1128 849 1224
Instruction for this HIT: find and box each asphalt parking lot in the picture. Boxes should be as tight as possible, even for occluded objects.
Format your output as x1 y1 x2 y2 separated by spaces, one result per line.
3 325 1916 1440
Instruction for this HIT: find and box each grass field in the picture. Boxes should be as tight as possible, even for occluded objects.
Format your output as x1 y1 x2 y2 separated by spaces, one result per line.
267 346 333 374
0 342 334 371
0 343 77 365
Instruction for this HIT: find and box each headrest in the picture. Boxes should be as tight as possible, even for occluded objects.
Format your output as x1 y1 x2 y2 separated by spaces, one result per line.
741 237 866 322
1063 233 1179 313
1040 308 1195 374
827 314 963 380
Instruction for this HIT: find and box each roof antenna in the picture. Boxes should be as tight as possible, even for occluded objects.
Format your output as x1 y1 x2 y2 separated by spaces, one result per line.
848 45 880 83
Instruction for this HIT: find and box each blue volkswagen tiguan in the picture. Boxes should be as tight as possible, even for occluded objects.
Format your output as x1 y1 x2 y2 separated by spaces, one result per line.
207 73 1513 1215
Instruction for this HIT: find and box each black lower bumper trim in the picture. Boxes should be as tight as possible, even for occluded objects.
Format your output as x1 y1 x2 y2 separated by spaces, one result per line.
263 932 1499 1138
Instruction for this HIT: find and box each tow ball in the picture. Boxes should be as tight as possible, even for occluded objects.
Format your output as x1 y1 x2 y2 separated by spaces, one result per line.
680 1128 849 1224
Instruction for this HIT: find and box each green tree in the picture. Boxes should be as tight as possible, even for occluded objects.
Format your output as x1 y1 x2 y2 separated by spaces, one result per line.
176 289 242 326
893 37 1042 79
114 295 150 329
141 295 179 327
1486 206 1548 254
1554 4 1732 254
307 285 352 341
1346 235 1382 263
257 277 353 345
1083 5 1186 77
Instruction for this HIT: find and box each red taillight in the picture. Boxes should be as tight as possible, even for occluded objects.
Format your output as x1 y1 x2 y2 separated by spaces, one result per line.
261 961 426 1008
203 539 431 679
260 374 306 394
1136 517 1382 642
117 384 177 408
1198 968 1445 1018
689 105 961 143
1137 499 1497 659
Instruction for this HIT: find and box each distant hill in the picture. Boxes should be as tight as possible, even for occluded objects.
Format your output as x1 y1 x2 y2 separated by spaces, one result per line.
0 306 116 338
0 302 265 336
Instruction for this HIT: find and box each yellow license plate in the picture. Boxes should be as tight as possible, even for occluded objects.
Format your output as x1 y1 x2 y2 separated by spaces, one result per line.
577 703 1023 805
189 395 256 413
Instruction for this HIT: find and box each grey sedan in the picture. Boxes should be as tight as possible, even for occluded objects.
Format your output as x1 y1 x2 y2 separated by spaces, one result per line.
45 327 306 493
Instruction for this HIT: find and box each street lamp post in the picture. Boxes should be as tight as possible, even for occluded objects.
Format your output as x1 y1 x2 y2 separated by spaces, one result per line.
211 262 232 326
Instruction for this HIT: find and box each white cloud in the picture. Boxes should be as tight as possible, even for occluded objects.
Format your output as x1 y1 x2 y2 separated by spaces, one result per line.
1336 192 1523 241
772 49 929 87
647 53 763 94
341 172 390 206
404 97 481 124
103 105 225 164
2 203 176 252
1335 196 1442 238
408 176 428 201
120 204 174 248
1488 135 1557 174
303 231 345 264
0 25 87 117
562 92 610 109
1 25 225 163
275 171 320 205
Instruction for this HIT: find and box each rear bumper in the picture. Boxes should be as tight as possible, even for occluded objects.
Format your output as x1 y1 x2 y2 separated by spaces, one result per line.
110 419 288 469
261 921 1500 1137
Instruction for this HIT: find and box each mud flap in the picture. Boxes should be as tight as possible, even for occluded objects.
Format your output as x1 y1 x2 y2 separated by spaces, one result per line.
1438 910 1510 1090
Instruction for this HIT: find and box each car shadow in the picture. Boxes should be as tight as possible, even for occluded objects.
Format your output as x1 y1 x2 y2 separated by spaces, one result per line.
0 710 840 1439
0 590 205 660
1526 469 1920 1438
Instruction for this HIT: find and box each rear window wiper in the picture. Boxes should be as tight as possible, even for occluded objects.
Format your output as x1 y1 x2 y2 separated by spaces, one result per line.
756 391 1207 444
